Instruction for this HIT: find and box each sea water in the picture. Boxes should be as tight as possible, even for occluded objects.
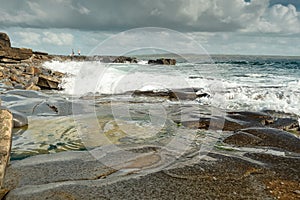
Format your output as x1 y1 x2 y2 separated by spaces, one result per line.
44 55 300 117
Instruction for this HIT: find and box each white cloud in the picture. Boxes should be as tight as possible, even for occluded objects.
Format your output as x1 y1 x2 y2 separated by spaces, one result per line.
15 31 41 46
77 4 90 15
42 32 74 46
245 3 300 33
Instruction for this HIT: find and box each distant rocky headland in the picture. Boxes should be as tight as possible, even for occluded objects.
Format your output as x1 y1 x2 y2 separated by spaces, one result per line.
0 32 176 91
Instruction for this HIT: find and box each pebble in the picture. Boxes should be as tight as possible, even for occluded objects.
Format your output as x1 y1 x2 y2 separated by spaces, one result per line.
294 190 300 194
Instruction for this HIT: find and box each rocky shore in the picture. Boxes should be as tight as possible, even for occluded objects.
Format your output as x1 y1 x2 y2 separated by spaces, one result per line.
0 32 300 199
1 88 299 199
1 110 300 199
0 32 176 92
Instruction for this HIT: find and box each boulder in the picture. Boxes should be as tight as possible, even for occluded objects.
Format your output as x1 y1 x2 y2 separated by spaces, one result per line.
148 58 176 65
0 32 11 49
113 56 137 63
37 74 60 90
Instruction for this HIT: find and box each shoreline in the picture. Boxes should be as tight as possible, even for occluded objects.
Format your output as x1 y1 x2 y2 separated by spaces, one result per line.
1 32 300 199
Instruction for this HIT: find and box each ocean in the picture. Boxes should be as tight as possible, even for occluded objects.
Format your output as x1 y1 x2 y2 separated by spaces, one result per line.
45 55 300 117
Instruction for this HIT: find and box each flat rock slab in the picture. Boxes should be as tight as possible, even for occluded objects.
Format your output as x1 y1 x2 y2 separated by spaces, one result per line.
3 145 300 199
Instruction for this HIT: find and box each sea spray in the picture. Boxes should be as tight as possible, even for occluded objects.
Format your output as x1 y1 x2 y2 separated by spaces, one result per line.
43 58 300 117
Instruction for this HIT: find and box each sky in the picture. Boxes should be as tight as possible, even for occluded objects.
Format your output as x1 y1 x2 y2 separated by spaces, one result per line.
0 0 299 56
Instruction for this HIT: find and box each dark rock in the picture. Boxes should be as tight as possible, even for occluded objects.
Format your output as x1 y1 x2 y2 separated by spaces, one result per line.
113 56 137 63
269 118 299 131
197 92 210 98
224 128 300 153
223 131 263 146
132 90 175 99
179 111 272 131
132 89 199 101
180 117 243 131
0 32 11 49
37 74 60 90
32 51 48 56
227 111 273 123
148 58 176 65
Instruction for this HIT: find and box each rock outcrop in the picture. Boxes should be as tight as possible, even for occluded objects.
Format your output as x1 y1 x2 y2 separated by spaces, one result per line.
148 58 176 65
0 33 63 90
0 32 177 91
37 74 61 90
113 56 137 63
0 33 11 49
0 33 33 63
0 48 33 63
0 63 63 90
0 100 13 198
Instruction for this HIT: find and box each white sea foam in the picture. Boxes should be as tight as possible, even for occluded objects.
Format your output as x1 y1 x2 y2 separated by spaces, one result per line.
43 61 300 116
137 60 149 65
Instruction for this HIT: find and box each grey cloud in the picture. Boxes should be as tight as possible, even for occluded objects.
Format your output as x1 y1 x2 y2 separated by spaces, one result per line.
0 0 300 33
0 0 274 32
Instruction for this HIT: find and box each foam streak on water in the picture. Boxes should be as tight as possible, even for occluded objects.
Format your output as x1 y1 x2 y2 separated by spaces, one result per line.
44 58 300 116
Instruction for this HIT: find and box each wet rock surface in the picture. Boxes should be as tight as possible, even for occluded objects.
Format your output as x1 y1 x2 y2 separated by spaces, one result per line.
178 111 300 132
3 146 300 200
132 88 207 100
148 58 176 65
224 128 300 153
1 100 300 199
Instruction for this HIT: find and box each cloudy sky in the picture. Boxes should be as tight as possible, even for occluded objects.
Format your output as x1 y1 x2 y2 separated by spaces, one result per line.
0 0 299 56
